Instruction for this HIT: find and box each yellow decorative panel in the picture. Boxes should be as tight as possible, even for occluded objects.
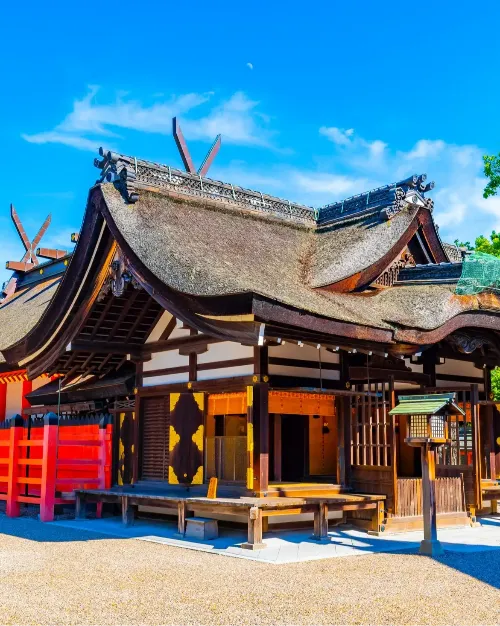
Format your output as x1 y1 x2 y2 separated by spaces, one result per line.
193 392 204 412
192 465 203 485
247 422 254 453
169 425 180 451
168 466 179 484
246 467 254 490
191 425 204 451
170 393 181 411
246 386 253 408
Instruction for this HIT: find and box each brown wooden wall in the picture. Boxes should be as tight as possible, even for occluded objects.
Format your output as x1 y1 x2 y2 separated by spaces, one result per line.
350 465 395 513
397 477 465 517
436 465 475 507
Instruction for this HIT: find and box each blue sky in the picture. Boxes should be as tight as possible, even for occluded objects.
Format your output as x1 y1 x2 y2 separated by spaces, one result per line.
1 1 499 285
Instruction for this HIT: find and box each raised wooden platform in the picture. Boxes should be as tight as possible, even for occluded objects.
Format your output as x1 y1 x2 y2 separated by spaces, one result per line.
74 487 385 549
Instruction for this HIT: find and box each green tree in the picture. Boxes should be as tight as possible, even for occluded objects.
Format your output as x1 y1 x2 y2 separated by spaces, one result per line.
454 232 500 257
491 368 500 401
483 154 500 199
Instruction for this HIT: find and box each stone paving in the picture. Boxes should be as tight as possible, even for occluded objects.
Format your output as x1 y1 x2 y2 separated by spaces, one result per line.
51 513 500 564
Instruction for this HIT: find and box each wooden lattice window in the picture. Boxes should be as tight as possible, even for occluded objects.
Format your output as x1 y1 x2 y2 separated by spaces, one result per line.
350 382 391 467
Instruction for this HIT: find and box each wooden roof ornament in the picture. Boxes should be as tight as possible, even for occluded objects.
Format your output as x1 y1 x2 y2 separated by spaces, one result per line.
94 118 222 206
172 117 221 177
6 204 51 272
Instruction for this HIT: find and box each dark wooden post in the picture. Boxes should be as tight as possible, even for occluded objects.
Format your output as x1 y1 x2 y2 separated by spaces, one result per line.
254 382 269 494
422 347 437 387
273 414 282 482
132 362 143 485
471 383 482 512
419 443 443 556
248 382 269 495
337 351 351 487
484 366 496 480
388 376 398 516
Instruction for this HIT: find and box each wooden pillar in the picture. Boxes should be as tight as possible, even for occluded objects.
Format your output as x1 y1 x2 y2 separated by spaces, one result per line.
132 362 143 485
241 506 266 550
6 415 23 518
422 347 437 387
337 351 351 487
189 328 198 382
419 444 443 556
273 414 282 482
471 383 482 511
388 376 398 516
247 383 269 494
40 413 59 523
484 366 496 480
313 501 329 540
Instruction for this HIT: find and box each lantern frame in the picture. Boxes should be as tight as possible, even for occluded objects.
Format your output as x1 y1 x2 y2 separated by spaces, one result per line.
389 393 465 448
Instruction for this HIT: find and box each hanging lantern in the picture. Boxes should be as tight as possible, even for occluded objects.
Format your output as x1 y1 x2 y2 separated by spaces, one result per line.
390 393 463 447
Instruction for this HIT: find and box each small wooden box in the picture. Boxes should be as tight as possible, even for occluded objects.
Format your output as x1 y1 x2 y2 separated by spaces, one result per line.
185 517 219 540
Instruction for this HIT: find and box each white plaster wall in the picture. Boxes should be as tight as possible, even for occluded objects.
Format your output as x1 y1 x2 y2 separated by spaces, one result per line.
197 364 254 381
143 372 189 386
143 350 189 372
198 342 253 364
437 358 482 378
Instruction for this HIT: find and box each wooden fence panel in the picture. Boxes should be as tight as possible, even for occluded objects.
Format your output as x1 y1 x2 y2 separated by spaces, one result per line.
396 476 465 517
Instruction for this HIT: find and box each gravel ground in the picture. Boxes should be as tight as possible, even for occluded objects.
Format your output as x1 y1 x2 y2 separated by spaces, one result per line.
0 514 499 626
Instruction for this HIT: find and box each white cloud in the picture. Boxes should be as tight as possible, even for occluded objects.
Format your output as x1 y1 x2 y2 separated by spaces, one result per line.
319 126 354 146
292 172 374 197
404 139 446 160
182 92 274 147
22 86 275 153
22 131 104 152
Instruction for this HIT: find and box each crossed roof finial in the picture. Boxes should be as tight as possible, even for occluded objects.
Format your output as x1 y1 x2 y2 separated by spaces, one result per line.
6 205 51 272
172 117 221 177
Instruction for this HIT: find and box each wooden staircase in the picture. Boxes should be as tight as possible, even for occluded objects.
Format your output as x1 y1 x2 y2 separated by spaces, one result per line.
264 482 345 498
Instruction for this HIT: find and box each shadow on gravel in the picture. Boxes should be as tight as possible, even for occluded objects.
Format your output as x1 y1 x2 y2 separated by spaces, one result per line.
1 510 499 591
0 514 113 543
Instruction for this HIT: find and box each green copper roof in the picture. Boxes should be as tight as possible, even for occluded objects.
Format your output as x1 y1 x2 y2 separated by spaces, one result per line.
389 393 465 416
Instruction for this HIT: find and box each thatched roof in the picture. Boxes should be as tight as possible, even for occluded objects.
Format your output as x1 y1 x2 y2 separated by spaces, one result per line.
101 183 494 333
0 276 61 363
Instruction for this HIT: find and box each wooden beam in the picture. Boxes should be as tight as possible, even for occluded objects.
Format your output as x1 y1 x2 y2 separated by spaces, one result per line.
36 248 67 260
5 261 34 272
67 341 142 359
143 334 221 356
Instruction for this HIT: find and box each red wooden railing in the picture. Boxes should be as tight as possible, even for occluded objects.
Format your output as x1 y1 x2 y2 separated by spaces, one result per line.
0 413 112 522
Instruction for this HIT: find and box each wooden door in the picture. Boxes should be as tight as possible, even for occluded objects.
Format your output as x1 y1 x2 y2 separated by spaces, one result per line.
141 396 169 481
169 393 205 485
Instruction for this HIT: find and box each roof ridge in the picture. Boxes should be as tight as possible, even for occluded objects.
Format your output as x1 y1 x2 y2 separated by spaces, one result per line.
93 149 436 229
95 149 318 226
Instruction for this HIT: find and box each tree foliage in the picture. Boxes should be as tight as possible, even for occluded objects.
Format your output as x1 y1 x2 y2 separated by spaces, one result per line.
454 232 500 257
491 368 500 401
483 154 500 199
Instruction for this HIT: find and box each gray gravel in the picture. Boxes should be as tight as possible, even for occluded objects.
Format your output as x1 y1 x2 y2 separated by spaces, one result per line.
0 514 499 625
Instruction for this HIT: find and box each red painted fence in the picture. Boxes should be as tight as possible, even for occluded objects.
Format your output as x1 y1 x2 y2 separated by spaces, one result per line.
0 413 112 521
